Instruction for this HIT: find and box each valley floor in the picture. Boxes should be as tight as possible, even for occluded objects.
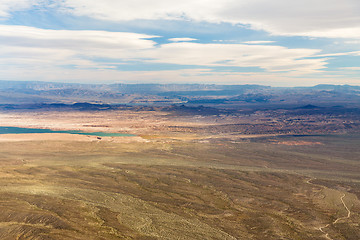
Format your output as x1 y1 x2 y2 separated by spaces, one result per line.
0 109 359 239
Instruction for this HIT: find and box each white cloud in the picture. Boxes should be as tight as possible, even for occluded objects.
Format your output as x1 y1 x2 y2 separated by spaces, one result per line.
53 0 360 39
0 25 159 68
0 25 325 73
0 0 45 17
168 38 197 42
315 51 360 57
0 25 326 84
57 0 224 22
1 1 360 39
243 41 275 44
219 0 360 39
340 67 360 71
0 2 359 86
345 40 360 45
282 27 360 39
142 42 325 73
0 25 157 49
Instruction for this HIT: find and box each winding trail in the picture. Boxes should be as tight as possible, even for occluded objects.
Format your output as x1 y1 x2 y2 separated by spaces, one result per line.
306 178 352 240
334 194 351 224
318 224 331 240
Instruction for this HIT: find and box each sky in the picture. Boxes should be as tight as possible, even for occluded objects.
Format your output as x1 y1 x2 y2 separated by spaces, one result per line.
0 0 360 86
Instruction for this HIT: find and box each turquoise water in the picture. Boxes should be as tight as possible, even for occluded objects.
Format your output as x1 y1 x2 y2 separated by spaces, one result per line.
0 126 135 137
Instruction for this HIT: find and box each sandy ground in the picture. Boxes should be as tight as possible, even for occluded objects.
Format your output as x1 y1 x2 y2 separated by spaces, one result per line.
0 111 280 142
0 133 147 143
0 111 164 142
0 111 167 133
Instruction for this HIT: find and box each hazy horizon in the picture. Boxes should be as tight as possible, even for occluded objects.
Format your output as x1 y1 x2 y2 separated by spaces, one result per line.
1 79 360 88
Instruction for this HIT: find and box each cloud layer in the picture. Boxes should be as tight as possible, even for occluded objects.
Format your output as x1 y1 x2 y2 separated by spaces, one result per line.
60 0 360 39
2 0 360 38
0 1 359 86
0 0 37 17
0 25 326 72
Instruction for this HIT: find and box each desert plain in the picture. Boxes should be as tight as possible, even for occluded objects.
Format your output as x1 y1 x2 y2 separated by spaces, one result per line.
0 108 359 240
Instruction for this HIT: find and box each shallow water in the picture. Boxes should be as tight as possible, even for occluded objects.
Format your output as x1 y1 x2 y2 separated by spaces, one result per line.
0 126 135 137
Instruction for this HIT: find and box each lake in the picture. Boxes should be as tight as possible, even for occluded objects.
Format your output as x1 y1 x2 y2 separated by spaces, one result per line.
0 126 135 137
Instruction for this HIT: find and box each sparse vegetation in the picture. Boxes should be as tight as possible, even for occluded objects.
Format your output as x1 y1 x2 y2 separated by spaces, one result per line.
0 84 359 239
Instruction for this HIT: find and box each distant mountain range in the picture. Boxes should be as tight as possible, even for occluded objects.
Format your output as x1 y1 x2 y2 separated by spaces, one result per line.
0 80 269 94
0 80 359 107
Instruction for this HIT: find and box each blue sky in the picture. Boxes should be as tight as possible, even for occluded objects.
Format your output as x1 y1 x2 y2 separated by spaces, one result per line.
0 0 359 86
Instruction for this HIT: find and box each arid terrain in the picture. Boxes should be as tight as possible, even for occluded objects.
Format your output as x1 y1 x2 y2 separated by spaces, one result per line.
0 106 359 240
2 0 360 236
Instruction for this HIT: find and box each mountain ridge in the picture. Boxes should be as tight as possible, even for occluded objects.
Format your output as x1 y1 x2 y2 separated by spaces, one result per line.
0 80 359 107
